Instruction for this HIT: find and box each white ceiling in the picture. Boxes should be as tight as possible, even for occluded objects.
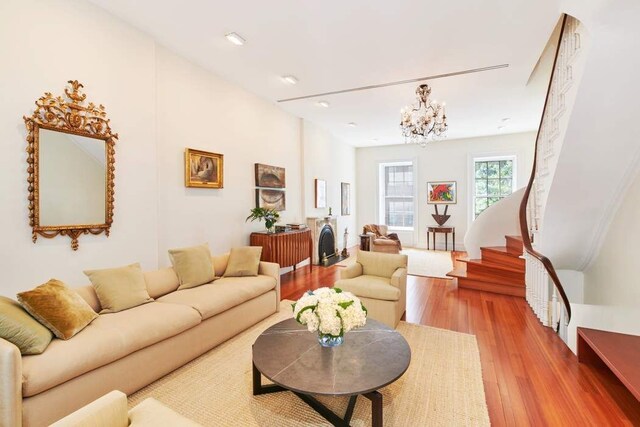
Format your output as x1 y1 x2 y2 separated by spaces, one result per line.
89 0 561 147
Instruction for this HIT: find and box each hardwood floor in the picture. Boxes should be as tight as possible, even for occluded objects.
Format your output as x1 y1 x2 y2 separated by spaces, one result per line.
280 251 640 426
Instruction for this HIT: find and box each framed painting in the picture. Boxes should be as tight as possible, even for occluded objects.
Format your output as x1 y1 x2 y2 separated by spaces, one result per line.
255 163 285 188
315 179 326 208
427 181 457 204
256 189 286 211
185 148 223 188
341 182 351 216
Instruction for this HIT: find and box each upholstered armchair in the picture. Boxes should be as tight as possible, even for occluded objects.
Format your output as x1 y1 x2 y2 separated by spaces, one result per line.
362 224 402 254
334 251 408 328
51 390 201 427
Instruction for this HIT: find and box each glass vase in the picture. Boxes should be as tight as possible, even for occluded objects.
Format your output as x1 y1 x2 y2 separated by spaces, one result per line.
318 333 344 347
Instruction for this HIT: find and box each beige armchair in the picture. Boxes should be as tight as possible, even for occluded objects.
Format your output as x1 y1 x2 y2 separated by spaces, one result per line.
363 224 402 254
334 250 408 328
51 390 201 427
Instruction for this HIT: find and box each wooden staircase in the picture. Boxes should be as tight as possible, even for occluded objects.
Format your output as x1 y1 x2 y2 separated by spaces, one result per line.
447 235 525 297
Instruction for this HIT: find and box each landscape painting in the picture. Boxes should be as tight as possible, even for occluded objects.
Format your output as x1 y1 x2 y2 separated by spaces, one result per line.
427 181 456 204
255 163 285 188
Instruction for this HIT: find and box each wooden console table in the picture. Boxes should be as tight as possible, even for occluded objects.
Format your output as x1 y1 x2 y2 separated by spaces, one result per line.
250 229 312 271
427 226 455 251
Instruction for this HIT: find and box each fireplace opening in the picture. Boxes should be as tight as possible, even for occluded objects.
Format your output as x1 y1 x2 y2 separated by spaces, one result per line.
318 224 338 266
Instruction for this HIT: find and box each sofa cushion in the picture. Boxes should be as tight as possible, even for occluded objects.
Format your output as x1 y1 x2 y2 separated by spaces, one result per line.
144 267 180 299
334 275 400 301
157 275 276 320
17 279 98 340
223 247 262 277
168 244 216 290
0 296 53 355
85 263 154 313
21 302 201 397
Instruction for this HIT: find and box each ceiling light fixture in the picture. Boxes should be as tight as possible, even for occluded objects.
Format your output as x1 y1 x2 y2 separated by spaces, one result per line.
225 32 246 46
498 125 506 131
400 84 448 147
347 122 357 127
281 75 298 85
316 101 330 108
501 117 511 122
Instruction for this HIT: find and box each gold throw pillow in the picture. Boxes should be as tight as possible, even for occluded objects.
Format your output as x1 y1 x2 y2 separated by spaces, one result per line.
17 279 98 340
168 244 216 290
84 263 153 313
0 296 53 354
223 246 263 277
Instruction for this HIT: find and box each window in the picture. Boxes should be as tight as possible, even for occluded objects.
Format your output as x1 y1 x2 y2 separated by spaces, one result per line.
473 158 514 218
379 161 414 229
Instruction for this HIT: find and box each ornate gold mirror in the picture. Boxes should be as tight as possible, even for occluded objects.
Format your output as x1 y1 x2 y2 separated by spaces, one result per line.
24 80 117 250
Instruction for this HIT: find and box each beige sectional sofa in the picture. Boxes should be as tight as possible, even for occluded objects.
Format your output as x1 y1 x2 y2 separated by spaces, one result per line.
0 253 281 427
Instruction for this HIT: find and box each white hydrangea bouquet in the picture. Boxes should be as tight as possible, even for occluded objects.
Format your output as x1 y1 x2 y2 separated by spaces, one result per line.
292 287 367 347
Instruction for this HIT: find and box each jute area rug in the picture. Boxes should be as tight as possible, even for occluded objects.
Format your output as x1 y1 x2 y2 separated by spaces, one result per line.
129 303 489 426
336 248 454 279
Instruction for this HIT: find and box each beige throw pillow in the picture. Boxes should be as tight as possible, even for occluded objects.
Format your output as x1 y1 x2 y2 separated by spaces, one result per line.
168 244 216 290
223 246 263 277
0 296 53 354
17 279 98 340
84 263 153 313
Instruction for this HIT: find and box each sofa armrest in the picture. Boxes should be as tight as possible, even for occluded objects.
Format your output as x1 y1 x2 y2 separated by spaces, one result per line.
0 338 21 427
51 390 128 427
259 261 281 312
339 263 363 280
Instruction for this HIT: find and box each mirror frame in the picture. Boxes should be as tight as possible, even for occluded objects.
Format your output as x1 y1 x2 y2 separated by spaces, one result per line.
23 80 117 250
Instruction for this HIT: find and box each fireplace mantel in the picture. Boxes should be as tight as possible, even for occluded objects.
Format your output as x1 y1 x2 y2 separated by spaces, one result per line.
306 216 338 264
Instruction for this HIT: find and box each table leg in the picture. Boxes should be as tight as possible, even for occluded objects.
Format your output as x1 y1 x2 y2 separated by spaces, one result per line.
363 391 383 427
252 362 285 395
427 232 430 250
432 232 436 251
453 231 455 252
445 233 448 251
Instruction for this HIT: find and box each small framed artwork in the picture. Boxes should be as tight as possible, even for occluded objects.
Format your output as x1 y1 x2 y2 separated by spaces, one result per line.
427 181 457 204
315 179 327 208
255 163 285 188
185 148 224 188
256 189 286 211
341 182 351 216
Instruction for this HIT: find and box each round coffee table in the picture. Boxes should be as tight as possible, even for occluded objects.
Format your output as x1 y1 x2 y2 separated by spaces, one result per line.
252 318 411 426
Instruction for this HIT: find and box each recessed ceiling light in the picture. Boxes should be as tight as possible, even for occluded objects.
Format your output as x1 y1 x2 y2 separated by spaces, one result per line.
316 101 330 108
281 75 298 85
497 125 506 131
501 117 511 122
347 122 357 127
372 138 379 142
225 32 246 46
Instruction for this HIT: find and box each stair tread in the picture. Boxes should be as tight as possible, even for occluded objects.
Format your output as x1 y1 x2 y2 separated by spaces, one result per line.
481 246 524 258
446 268 524 287
457 258 525 273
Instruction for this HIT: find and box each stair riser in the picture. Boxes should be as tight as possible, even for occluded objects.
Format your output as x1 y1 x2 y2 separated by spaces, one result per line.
505 236 524 256
457 278 525 297
481 249 525 269
465 264 525 283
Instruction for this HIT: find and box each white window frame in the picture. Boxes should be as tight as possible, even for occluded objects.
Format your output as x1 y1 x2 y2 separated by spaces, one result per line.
378 160 416 232
468 154 517 224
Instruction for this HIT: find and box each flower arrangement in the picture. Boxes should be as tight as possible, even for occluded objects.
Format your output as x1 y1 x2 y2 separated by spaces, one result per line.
292 287 367 347
246 207 280 233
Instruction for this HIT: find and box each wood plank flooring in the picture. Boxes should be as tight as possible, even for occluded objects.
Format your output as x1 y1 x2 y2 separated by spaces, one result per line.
280 250 640 426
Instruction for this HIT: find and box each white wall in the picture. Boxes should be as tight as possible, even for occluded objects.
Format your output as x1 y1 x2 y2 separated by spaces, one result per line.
356 132 535 250
155 46 303 265
0 0 158 295
0 0 347 297
302 121 357 249
583 168 640 306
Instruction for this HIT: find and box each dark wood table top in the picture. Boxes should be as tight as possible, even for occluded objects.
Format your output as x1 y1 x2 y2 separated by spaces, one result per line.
428 225 455 231
252 318 411 396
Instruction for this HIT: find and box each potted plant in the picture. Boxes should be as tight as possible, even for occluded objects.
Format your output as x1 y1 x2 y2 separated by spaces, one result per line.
246 207 280 233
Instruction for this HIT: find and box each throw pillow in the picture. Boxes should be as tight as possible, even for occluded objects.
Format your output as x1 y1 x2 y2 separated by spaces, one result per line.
0 296 53 354
17 279 98 340
84 263 153 313
168 244 216 290
223 246 263 277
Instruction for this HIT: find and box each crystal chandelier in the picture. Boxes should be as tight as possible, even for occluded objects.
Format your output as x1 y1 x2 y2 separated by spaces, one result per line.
400 84 448 147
